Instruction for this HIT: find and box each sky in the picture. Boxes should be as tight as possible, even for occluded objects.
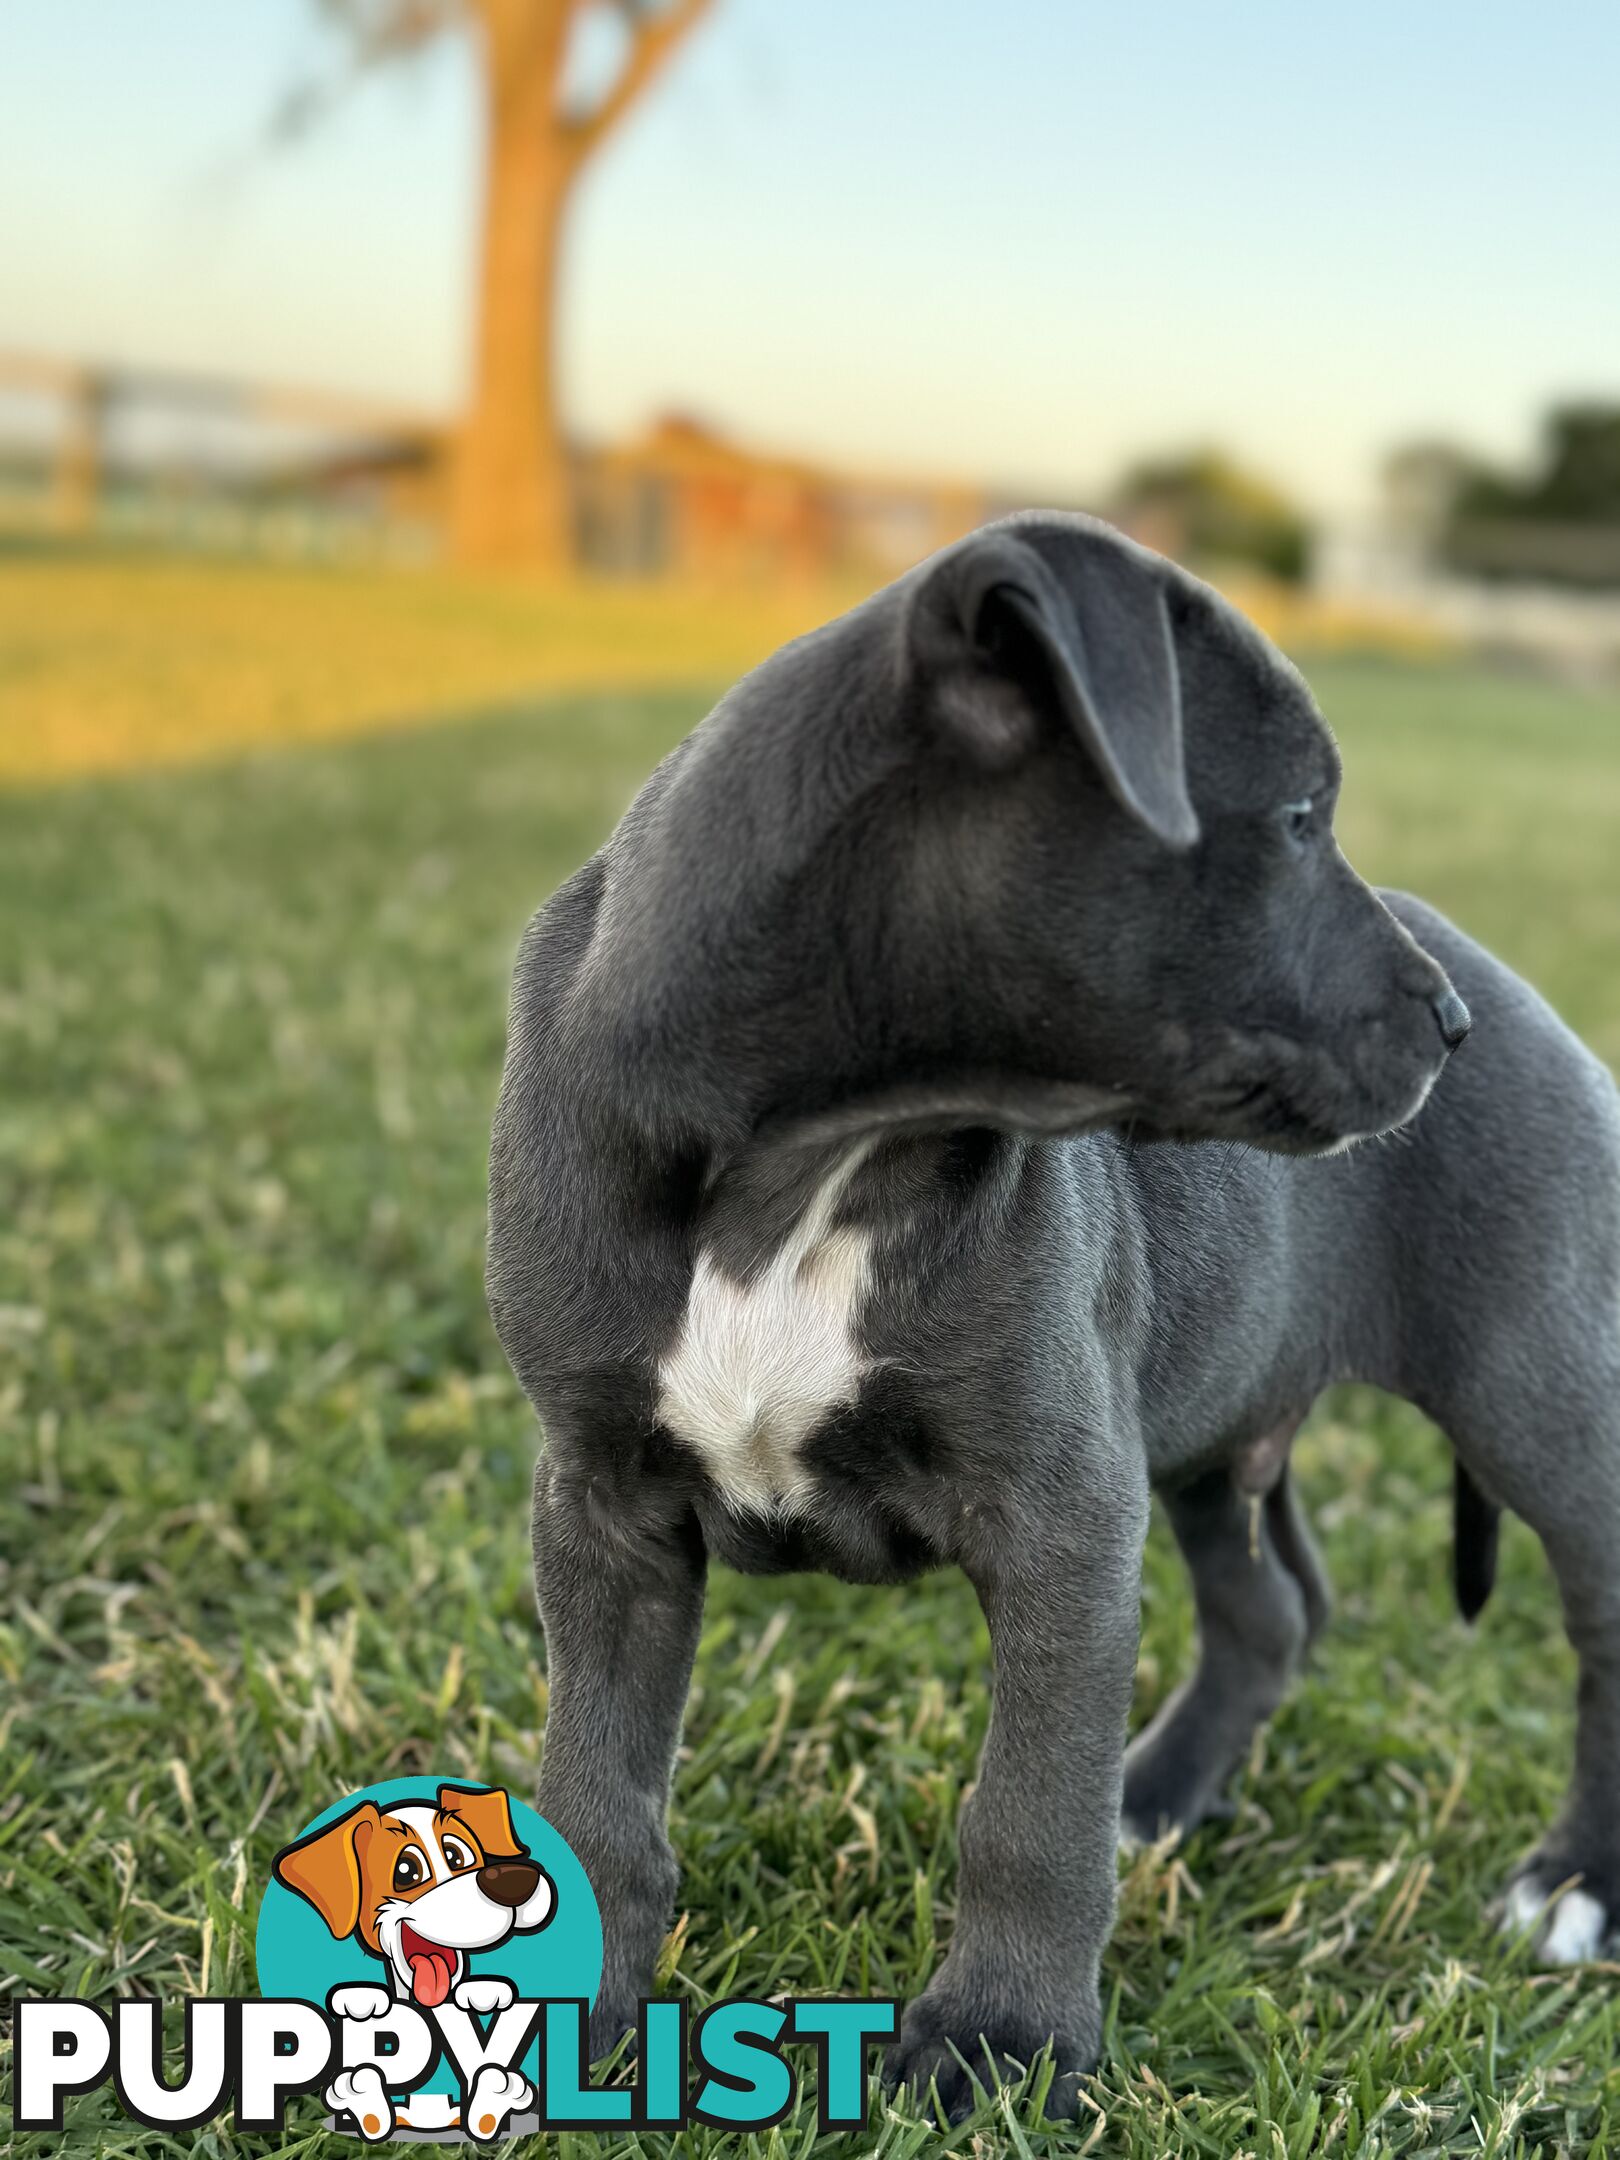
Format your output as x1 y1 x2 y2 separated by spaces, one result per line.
2 0 1618 515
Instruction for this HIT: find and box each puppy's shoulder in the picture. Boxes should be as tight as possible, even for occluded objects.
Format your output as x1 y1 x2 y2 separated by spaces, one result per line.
511 854 608 1003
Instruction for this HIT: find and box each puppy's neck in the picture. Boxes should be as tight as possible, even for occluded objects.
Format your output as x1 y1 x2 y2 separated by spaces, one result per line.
695 1120 1029 1283
757 1075 1134 1150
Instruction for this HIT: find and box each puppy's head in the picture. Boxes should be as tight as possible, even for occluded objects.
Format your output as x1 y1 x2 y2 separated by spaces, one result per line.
869 511 1464 1155
272 1785 554 2006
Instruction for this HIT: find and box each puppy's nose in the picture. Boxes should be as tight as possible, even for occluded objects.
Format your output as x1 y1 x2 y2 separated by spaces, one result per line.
1432 989 1472 1051
477 1860 542 1908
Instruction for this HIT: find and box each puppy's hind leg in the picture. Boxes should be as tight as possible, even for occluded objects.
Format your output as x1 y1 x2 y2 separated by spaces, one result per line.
1122 1450 1324 1845
1450 1385 1620 1965
1264 1462 1332 1646
531 1447 707 2057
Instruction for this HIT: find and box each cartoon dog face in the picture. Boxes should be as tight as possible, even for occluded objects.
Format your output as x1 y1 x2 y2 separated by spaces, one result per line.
272 1785 555 2006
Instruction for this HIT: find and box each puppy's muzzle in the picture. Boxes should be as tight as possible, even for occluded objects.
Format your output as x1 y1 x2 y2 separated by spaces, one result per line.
477 1859 543 1907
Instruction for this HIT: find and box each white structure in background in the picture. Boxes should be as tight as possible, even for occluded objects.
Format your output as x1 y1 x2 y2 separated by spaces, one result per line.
1313 444 1620 683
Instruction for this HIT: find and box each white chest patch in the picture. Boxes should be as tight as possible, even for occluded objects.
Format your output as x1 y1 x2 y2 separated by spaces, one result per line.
656 1146 874 1513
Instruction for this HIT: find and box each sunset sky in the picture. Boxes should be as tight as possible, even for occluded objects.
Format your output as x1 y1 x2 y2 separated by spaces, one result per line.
2 0 1617 514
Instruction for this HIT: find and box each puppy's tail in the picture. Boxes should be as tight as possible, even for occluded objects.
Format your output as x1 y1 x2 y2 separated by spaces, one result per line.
1452 1460 1500 1623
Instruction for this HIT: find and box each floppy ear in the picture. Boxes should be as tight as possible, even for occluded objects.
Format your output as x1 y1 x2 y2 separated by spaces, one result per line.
437 1784 527 1862
911 524 1198 849
271 1801 380 1939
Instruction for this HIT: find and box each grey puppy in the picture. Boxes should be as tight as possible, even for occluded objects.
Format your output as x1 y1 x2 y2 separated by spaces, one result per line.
487 512 1620 2119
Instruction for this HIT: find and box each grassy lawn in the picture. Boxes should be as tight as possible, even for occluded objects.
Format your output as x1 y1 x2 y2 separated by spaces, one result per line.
4 649 1620 2156
0 549 853 786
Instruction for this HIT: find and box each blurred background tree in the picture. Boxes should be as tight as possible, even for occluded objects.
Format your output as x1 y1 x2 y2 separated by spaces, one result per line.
1384 405 1620 590
283 0 713 568
1455 405 1620 527
1110 449 1311 585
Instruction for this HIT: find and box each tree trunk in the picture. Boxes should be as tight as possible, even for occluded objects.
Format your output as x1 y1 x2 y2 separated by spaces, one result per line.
450 3 574 569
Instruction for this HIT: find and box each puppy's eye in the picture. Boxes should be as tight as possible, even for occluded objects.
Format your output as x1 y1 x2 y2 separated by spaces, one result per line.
441 1837 476 1873
1280 797 1314 842
392 1848 427 1892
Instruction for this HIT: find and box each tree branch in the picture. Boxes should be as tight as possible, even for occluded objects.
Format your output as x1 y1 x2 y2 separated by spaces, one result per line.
562 0 713 166
269 0 464 143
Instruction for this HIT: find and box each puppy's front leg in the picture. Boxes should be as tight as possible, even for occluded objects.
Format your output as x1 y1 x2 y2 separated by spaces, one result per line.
891 1476 1148 2121
531 1452 706 2058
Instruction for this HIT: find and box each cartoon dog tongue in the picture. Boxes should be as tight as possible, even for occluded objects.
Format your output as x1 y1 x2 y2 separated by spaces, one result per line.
401 1926 456 2007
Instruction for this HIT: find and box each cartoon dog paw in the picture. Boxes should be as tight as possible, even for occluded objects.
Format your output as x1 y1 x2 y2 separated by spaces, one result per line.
329 1983 393 2021
395 2091 458 2133
452 1975 516 2015
464 2064 533 2142
326 2065 394 2142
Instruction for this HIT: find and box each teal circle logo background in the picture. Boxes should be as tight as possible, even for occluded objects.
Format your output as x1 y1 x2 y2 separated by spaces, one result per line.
255 1779 602 2098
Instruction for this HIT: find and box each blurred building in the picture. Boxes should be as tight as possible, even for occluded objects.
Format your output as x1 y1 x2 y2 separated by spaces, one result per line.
318 409 994 580
0 350 988 582
572 413 987 582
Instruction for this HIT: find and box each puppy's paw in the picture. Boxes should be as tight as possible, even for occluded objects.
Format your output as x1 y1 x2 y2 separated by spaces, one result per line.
1499 1867 1614 1965
884 1994 1093 2123
586 1993 641 2065
326 2066 394 2142
328 1983 392 2021
452 1974 516 2015
464 2065 533 2142
1118 1791 1233 1855
1121 1726 1239 1849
